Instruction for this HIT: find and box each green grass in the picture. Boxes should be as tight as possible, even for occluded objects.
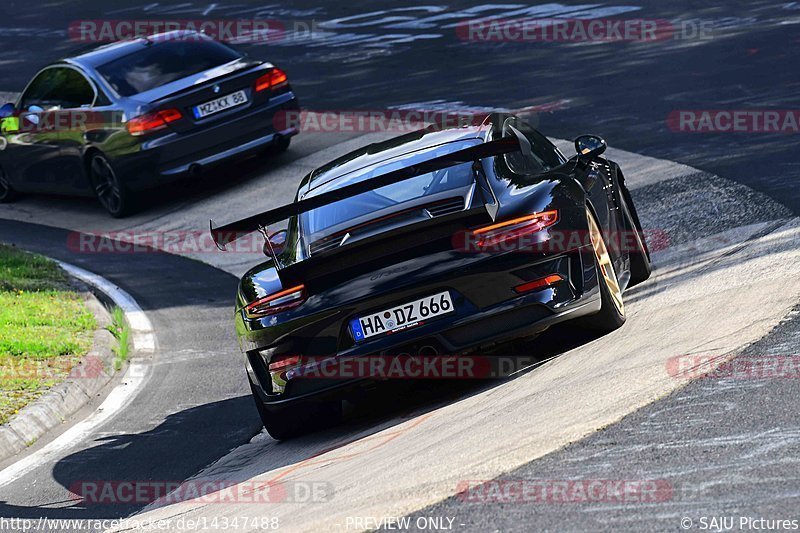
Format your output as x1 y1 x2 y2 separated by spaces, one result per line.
106 307 131 372
0 244 96 424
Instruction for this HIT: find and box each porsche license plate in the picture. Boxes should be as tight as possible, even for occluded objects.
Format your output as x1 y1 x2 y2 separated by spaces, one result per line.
350 291 454 342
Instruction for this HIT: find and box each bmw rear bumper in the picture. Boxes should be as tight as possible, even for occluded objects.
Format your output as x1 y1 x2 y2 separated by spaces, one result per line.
159 125 298 177
114 91 300 190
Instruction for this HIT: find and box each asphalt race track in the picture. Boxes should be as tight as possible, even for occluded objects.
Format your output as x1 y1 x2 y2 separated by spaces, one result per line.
0 0 799 531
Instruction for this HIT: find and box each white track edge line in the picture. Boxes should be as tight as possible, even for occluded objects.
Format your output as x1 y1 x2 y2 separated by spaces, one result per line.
0 260 156 487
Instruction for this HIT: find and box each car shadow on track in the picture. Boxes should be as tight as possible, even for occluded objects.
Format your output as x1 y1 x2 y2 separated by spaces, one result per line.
0 326 602 525
0 395 261 522
339 323 603 429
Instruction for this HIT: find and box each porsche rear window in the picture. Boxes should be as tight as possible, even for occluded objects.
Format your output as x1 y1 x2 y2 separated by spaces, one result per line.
302 162 474 236
96 40 241 96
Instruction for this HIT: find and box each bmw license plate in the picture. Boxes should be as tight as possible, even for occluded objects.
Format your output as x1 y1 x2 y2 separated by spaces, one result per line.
350 291 454 342
193 90 248 119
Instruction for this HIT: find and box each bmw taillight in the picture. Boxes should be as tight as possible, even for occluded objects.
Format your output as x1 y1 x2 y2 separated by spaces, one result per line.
244 284 306 318
469 210 559 250
126 108 182 136
255 68 289 93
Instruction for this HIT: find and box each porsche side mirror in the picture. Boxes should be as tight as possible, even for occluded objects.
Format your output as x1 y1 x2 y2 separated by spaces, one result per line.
575 134 607 158
0 103 14 118
263 229 287 257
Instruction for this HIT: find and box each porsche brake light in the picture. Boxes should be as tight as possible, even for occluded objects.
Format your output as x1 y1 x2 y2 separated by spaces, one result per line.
268 354 301 373
255 68 289 93
126 108 182 136
266 353 302 394
470 210 559 250
244 284 306 318
514 274 564 293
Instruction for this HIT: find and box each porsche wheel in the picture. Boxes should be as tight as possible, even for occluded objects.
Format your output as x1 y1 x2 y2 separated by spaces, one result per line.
620 188 652 286
582 208 626 332
249 382 341 441
250 383 304 440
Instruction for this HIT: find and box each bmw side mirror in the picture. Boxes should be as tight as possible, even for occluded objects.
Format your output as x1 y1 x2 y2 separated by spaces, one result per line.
575 134 607 158
263 229 287 257
0 103 14 118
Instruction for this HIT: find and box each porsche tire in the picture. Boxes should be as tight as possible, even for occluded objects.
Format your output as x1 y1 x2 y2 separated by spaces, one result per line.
580 208 626 332
250 382 341 441
621 190 652 287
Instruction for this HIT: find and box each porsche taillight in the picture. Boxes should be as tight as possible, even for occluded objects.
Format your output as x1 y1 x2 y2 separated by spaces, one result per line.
244 284 306 318
469 210 559 250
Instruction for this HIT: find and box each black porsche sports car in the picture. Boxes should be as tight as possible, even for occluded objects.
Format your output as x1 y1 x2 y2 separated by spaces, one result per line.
0 30 299 217
212 113 651 439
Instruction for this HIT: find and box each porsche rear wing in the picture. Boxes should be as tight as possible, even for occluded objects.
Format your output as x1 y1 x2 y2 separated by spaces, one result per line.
210 135 520 251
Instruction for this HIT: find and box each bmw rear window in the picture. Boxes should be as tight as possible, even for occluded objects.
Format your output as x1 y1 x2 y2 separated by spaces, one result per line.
96 40 242 96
